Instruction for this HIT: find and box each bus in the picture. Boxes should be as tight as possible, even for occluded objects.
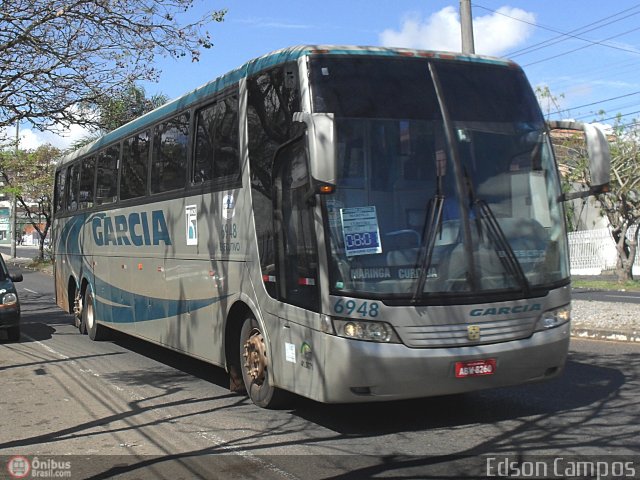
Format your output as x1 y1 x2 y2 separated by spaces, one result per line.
53 45 610 408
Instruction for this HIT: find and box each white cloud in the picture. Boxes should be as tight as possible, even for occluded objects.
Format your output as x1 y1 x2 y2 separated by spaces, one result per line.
379 6 536 57
1 122 92 151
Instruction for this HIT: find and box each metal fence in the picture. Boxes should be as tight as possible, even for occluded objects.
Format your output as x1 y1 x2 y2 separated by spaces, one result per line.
568 227 640 275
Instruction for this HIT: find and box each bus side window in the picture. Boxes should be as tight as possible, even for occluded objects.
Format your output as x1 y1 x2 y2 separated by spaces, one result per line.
66 163 80 212
121 130 150 200
193 94 240 187
96 145 120 205
54 168 67 213
79 156 96 210
152 113 189 193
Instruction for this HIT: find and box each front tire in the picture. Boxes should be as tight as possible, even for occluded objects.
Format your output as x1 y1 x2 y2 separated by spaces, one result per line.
82 288 109 341
239 316 289 409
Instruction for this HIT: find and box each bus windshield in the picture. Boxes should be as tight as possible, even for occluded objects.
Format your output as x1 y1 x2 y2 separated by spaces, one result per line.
310 56 569 303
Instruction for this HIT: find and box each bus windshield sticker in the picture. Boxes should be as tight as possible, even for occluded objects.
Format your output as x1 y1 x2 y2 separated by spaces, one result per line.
325 199 343 228
340 206 382 257
186 205 198 245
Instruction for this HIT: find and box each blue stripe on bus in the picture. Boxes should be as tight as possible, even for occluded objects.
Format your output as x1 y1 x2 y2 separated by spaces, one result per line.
93 283 231 324
58 215 230 324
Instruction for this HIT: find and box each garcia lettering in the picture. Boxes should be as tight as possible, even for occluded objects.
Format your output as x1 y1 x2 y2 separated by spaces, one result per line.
470 304 541 317
92 210 171 246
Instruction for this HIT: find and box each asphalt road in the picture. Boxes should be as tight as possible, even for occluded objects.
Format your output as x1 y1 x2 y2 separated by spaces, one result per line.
1 266 639 479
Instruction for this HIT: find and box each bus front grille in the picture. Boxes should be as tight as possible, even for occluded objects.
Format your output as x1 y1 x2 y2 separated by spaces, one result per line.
397 317 537 348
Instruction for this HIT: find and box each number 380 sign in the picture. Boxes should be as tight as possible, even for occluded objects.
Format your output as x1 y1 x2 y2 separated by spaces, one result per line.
340 206 382 257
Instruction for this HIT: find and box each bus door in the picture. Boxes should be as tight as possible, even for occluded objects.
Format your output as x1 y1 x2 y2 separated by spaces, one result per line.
273 139 321 313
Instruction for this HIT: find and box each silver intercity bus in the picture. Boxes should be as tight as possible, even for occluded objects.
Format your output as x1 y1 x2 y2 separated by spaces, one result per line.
53 46 610 408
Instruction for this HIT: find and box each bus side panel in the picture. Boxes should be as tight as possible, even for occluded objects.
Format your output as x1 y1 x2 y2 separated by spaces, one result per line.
54 214 88 313
143 257 227 365
53 216 72 313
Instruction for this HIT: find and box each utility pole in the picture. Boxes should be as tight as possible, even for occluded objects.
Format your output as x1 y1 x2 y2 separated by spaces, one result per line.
460 0 475 54
10 123 18 258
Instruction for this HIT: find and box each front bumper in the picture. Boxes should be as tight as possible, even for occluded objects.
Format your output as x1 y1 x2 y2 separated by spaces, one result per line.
316 322 570 403
0 307 21 328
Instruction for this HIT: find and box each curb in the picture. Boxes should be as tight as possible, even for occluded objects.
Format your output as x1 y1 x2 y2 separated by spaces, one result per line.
571 327 640 343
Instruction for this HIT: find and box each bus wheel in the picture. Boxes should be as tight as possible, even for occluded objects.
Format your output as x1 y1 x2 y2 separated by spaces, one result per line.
239 316 288 409
73 291 83 331
82 288 108 341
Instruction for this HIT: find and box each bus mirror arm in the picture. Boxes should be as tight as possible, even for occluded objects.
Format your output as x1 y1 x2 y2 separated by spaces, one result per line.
547 120 611 200
560 183 610 202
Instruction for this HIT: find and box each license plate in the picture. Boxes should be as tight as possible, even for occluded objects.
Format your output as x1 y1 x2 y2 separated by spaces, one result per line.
455 359 496 378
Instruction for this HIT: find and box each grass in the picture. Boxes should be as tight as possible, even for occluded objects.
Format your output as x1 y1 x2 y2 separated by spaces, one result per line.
572 278 640 291
27 257 53 271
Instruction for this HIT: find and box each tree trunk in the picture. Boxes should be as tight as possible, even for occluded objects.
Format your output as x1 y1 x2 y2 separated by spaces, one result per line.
612 225 635 282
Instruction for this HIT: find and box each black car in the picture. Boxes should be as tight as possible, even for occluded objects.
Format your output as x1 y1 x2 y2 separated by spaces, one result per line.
0 255 23 342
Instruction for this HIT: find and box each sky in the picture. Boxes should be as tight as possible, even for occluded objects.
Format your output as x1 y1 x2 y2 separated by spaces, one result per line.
11 0 640 149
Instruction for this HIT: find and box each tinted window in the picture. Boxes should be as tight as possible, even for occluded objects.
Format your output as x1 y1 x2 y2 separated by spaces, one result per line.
79 156 95 209
152 113 189 193
66 163 80 211
247 64 301 295
194 95 240 186
309 57 543 125
121 131 150 200
96 145 120 205
54 168 67 213
309 56 439 119
435 62 543 124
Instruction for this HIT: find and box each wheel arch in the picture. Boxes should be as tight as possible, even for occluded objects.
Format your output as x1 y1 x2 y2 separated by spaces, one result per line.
224 300 256 373
66 275 79 313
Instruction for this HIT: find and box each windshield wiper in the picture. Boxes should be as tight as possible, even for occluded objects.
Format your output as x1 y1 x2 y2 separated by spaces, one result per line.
412 195 444 302
474 199 531 295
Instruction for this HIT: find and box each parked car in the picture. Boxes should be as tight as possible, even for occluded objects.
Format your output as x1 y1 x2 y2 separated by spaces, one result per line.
0 255 23 342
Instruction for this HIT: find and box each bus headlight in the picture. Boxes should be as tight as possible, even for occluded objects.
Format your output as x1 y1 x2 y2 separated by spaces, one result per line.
2 293 17 306
536 305 571 331
333 319 400 343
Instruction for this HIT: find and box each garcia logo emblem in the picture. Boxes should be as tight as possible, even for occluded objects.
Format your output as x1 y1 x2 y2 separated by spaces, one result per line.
467 325 481 341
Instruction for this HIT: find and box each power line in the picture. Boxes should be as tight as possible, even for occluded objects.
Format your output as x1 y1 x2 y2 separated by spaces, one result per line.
500 3 640 57
550 91 640 116
473 3 640 59
575 109 640 123
523 24 640 67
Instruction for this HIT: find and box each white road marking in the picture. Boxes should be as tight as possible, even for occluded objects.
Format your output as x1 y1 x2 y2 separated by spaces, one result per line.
21 332 300 480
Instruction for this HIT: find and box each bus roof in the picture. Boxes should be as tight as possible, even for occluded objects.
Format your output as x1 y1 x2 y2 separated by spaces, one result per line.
57 45 514 167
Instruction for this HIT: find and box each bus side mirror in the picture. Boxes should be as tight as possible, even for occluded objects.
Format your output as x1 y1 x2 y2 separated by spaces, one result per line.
548 120 611 200
293 112 337 186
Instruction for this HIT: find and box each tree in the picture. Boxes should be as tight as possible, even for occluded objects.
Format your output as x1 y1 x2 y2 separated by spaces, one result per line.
96 84 170 133
69 83 170 150
556 123 640 282
0 145 59 261
0 1 225 135
535 85 565 120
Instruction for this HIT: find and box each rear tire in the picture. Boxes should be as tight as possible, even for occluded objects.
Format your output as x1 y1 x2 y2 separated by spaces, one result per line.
82 288 109 341
239 316 289 409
